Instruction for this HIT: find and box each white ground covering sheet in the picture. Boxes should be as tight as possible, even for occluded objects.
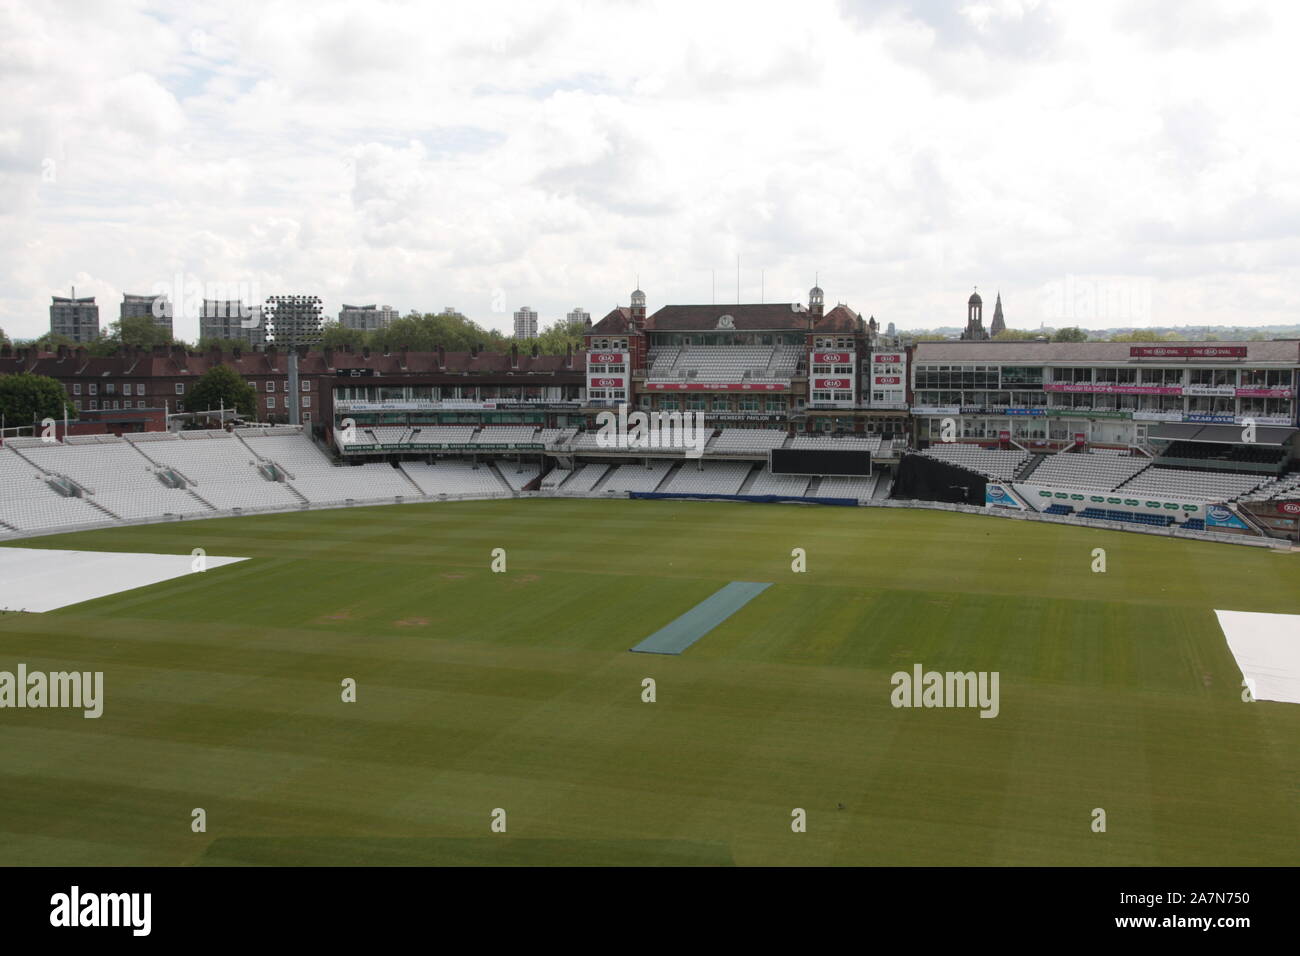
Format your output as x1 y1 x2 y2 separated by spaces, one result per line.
1215 609 1300 705
0 548 247 612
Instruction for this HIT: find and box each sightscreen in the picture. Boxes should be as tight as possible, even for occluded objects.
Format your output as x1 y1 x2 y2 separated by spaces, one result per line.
769 448 872 477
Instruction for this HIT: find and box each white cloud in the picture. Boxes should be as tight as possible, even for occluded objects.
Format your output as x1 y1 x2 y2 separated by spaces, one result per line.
0 0 1297 342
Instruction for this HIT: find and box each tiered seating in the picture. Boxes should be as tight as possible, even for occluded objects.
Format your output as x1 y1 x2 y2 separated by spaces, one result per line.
0 446 114 533
1116 467 1269 502
708 429 786 454
558 463 608 493
244 434 417 503
1043 503 1074 515
647 346 792 384
601 460 674 493
539 428 578 447
1183 518 1206 531
473 426 541 445
1029 451 1150 491
791 434 881 452
405 425 476 445
540 467 570 490
816 475 878 500
1079 507 1173 527
366 426 410 445
660 461 753 495
646 347 680 376
399 460 509 496
569 432 609 451
748 468 810 496
497 463 541 491
136 432 301 511
921 445 1029 481
20 440 210 519
1245 472 1300 501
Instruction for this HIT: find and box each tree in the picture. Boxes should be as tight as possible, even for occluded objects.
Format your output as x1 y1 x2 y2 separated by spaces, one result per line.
28 331 77 351
533 318 586 355
319 321 368 350
1051 327 1089 342
187 364 256 419
0 372 73 428
1106 330 1185 343
371 310 511 353
195 336 253 352
993 328 1044 341
0 327 8 346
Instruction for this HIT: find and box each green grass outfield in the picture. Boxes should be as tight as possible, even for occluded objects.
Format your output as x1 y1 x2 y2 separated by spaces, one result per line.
1 498 1297 866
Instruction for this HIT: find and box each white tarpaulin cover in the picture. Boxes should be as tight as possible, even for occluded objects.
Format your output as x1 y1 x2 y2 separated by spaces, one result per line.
0 547 246 613
1215 609 1300 705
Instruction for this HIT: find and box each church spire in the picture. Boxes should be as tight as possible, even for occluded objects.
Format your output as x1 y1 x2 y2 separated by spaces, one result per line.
990 291 1005 337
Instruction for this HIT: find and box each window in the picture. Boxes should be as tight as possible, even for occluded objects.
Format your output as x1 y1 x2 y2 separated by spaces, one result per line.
106 383 116 395
303 412 311 424
175 383 185 394
137 384 146 396
302 395 311 408
266 381 275 392
72 383 81 395
137 401 146 409
89 400 97 410
74 400 82 411
89 383 98 396
301 379 311 391
266 396 275 409
176 402 184 412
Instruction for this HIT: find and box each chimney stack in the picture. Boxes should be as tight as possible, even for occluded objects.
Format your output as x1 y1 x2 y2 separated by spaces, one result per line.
565 343 573 369
437 345 445 369
510 343 519 370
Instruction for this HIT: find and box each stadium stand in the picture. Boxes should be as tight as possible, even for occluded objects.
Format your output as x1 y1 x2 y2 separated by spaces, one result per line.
558 463 609 493
0 445 115 533
1114 466 1271 502
20 438 211 520
920 445 1030 481
645 345 802 383
1248 472 1300 500
496 462 541 491
601 460 676 493
817 474 879 500
790 434 881 452
661 460 754 495
1028 450 1151 491
405 425 477 445
133 432 302 511
748 468 811 497
707 429 788 455
398 460 510 497
473 426 541 445
243 433 419 503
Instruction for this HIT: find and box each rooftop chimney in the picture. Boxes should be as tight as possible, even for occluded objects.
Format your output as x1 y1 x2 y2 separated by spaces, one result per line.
437 345 445 369
510 343 519 369
565 343 573 369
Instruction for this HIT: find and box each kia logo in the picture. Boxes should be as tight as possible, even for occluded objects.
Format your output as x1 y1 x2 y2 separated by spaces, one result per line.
594 378 620 387
594 353 619 362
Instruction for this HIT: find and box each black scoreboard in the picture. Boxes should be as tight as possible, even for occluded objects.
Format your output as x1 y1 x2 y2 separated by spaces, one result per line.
769 448 872 477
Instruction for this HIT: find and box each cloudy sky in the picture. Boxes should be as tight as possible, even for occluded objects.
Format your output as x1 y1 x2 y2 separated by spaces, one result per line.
2 0 1297 341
